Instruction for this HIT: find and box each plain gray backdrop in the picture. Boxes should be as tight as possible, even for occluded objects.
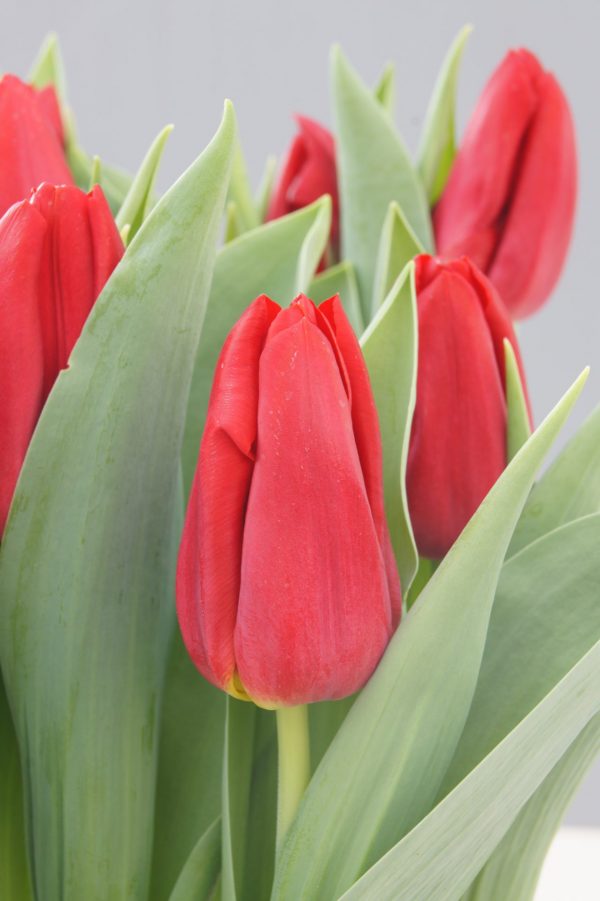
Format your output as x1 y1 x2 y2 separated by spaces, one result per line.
1 0 598 826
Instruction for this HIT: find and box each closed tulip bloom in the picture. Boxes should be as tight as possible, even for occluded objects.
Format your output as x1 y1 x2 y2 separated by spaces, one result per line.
177 294 400 708
434 49 577 319
406 255 530 560
0 183 124 532
0 75 73 216
267 116 339 253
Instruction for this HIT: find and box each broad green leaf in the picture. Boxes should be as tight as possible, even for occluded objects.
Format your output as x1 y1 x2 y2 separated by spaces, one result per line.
464 715 600 901
222 701 276 901
418 25 473 205
341 639 600 901
0 103 236 900
0 676 32 900
505 339 532 462
372 201 424 316
170 819 221 901
361 262 418 592
182 196 331 494
149 633 225 901
224 201 244 243
116 125 173 243
309 260 364 334
331 46 433 319
28 32 67 103
255 155 277 223
228 142 260 234
509 404 600 556
374 63 395 116
272 372 587 901
308 697 355 772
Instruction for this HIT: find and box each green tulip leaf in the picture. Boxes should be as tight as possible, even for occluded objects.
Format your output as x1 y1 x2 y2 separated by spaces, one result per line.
331 46 433 320
228 141 260 234
28 32 67 104
222 701 276 901
309 260 364 335
272 371 587 901
418 24 473 206
149 634 226 901
169 819 221 901
372 201 425 317
361 261 419 593
374 63 395 116
116 124 173 244
0 677 32 900
341 638 600 900
182 196 331 495
0 103 236 900
505 339 532 462
255 155 277 223
509 404 600 556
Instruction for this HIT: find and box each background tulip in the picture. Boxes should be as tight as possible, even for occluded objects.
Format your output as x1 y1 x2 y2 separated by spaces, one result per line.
0 75 73 217
267 116 339 256
406 255 530 560
177 293 400 708
433 49 577 319
0 182 123 532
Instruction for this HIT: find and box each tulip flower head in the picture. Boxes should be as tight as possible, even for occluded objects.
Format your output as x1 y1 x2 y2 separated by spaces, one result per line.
0 182 124 532
0 74 73 217
406 255 531 560
267 116 339 256
177 294 401 708
434 49 577 319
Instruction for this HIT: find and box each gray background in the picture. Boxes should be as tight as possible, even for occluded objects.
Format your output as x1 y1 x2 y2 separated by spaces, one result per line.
2 0 598 824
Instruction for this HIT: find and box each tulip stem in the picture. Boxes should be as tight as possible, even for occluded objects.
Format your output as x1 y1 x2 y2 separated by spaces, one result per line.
275 704 311 855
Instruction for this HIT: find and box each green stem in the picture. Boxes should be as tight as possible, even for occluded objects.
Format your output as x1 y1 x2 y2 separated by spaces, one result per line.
275 705 311 854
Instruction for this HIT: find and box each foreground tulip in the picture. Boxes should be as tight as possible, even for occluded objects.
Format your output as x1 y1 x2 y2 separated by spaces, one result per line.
0 182 124 532
433 49 577 319
267 116 339 255
0 74 73 216
177 294 401 707
406 255 530 560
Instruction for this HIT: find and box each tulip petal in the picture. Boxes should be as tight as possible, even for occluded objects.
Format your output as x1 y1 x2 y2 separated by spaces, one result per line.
177 296 279 694
235 309 393 706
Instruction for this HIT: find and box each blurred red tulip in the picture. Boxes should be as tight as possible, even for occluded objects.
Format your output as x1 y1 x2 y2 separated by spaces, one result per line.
434 49 577 319
177 293 400 707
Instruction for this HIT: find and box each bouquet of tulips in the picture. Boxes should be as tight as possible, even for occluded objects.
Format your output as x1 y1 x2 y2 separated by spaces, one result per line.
1 25 598 901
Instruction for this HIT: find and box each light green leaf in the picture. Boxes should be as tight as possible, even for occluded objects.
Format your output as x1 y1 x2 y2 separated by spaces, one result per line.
169 818 221 901
331 46 433 319
28 32 67 104
116 125 173 243
341 640 600 901
182 196 331 494
149 634 225 901
505 339 532 462
309 260 364 334
374 63 395 116
0 103 236 900
272 372 587 901
255 156 277 223
372 201 424 317
0 676 32 900
509 404 600 556
228 142 260 234
361 261 418 593
308 697 355 772
222 701 276 901
464 715 600 901
418 25 473 205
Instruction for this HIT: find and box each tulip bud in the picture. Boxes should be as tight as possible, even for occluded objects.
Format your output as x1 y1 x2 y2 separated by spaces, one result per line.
267 116 339 256
177 294 401 708
0 183 124 532
0 75 73 216
406 255 530 560
433 49 577 319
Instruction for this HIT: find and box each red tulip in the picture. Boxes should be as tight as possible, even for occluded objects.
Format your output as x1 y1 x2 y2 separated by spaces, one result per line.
0 183 124 532
406 255 530 560
177 293 400 707
267 116 339 254
433 49 577 319
0 75 73 217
